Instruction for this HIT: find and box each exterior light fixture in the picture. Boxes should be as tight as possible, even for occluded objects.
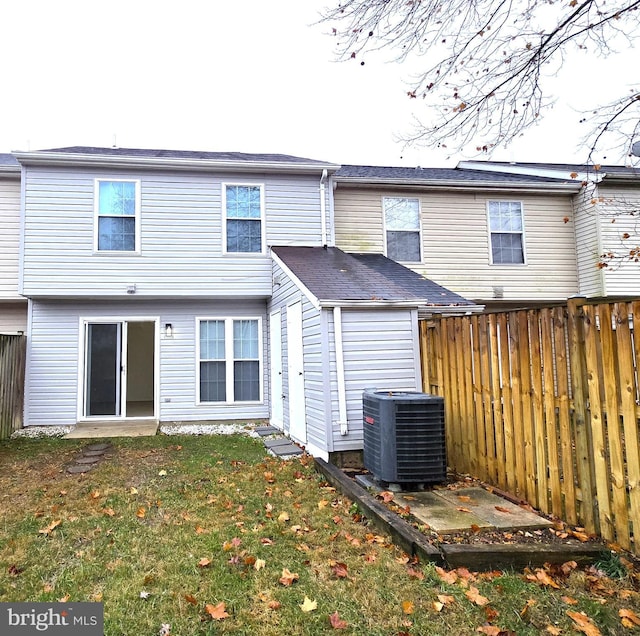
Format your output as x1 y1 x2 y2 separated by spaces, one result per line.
164 323 173 338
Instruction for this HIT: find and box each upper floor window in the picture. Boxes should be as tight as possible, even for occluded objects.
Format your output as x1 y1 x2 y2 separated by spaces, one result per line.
198 317 262 403
488 201 525 264
383 197 421 262
95 180 139 252
223 184 264 253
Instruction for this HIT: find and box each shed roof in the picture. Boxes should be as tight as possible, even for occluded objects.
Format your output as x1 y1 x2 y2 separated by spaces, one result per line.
271 246 479 311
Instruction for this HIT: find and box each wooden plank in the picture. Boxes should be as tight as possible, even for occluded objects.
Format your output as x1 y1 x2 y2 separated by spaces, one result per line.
419 320 430 393
583 304 615 543
599 303 630 548
462 317 478 478
487 315 504 489
442 319 459 472
470 316 487 481
453 318 470 474
567 297 596 534
498 313 515 495
517 310 537 505
508 312 526 498
478 315 495 484
540 308 562 518
529 310 549 514
614 302 640 551
553 306 577 526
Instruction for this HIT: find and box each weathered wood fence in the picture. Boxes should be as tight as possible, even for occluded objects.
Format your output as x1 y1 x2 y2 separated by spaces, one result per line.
420 298 640 555
0 334 26 439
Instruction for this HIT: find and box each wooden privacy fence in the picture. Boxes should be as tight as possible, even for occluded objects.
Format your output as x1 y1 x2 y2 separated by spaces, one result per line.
420 298 640 555
0 334 26 439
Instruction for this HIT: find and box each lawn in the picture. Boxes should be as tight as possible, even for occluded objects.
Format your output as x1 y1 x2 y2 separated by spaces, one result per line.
1 433 639 635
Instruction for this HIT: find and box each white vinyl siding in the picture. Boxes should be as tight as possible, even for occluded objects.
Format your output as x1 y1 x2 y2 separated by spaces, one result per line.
22 167 325 298
334 187 579 303
0 303 28 333
0 176 22 300
24 299 268 427
572 185 604 297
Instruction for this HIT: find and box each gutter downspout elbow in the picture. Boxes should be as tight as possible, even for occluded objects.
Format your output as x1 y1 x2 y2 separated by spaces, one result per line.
334 307 348 435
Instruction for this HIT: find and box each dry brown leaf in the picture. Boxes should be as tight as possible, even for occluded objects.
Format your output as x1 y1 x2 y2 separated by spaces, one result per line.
38 520 62 535
254 559 266 571
318 500 329 509
58 593 70 602
465 586 489 606
567 610 602 636
620 608 640 626
300 596 317 612
198 558 211 568
205 602 229 621
331 561 349 579
437 594 455 605
136 507 146 519
457 495 472 502
457 507 472 513
402 600 414 614
435 566 458 585
476 627 501 636
279 568 299 586
546 626 561 635
407 567 424 580
184 594 198 605
433 601 444 612
535 569 560 589
561 595 578 605
102 508 116 517
520 599 536 617
277 511 290 523
329 611 348 629
379 491 394 502
495 506 511 514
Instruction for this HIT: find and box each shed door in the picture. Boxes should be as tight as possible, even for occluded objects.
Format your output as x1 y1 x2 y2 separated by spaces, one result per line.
269 310 284 430
287 302 306 443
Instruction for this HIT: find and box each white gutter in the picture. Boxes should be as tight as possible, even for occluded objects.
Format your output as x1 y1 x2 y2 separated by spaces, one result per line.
333 307 349 436
13 151 340 175
457 160 596 183
320 169 328 246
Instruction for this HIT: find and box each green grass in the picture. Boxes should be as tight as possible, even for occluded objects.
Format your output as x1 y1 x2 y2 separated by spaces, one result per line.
1 433 639 635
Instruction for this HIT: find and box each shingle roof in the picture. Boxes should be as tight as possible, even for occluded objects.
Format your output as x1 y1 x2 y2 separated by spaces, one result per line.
272 246 474 307
334 164 576 185
40 146 333 166
0 153 19 167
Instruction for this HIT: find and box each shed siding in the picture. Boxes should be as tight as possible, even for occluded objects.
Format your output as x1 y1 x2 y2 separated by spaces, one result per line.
598 184 640 296
25 299 268 426
22 167 325 298
334 187 579 302
330 308 421 451
0 303 28 333
0 176 22 300
573 186 604 297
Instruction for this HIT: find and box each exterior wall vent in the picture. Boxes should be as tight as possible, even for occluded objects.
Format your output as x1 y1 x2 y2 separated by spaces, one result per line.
362 389 446 486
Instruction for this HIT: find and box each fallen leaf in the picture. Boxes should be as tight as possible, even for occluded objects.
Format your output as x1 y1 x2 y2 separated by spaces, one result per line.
277 511 290 523
433 601 444 612
620 608 640 626
102 507 116 517
205 602 230 621
407 567 424 580
129 487 138 495
254 559 266 571
198 558 211 568
465 586 489 606
402 600 414 614
457 507 472 513
38 520 62 535
535 569 560 589
437 594 455 605
90 490 101 499
300 596 317 612
495 506 511 514
158 470 167 476
58 594 70 602
561 596 578 605
136 507 146 519
331 561 349 579
520 599 536 617
457 495 472 502
184 594 198 605
435 566 458 585
545 627 561 635
268 600 281 610
318 500 329 509
279 568 299 586
567 610 602 636
476 627 501 636
329 611 348 629
379 491 394 502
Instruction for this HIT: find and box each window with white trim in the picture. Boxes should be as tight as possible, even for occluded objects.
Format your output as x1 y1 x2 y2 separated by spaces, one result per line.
224 184 264 253
383 197 421 262
198 318 261 403
488 201 525 264
95 180 139 251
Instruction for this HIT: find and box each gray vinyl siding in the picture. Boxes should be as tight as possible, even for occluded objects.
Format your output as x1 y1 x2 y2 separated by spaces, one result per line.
598 184 640 296
22 167 325 298
329 308 421 452
0 176 22 300
334 187 579 303
0 302 28 333
573 186 604 297
25 299 268 426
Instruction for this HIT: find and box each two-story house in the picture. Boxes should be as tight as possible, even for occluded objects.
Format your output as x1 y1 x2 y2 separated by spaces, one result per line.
0 153 26 333
15 147 478 459
332 165 584 310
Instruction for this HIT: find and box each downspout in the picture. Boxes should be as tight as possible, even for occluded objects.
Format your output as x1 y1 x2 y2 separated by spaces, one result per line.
320 169 327 246
333 307 348 435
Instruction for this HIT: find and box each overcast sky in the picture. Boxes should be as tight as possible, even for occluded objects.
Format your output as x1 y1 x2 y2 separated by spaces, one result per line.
0 0 635 167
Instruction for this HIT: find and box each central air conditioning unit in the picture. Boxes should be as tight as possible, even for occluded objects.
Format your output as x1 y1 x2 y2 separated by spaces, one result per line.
363 389 446 486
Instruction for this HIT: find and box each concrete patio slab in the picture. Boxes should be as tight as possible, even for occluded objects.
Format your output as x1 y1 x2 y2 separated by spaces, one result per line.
64 421 158 439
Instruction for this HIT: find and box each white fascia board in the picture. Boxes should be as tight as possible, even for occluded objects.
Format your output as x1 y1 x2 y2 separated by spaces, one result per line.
271 251 321 310
319 299 485 313
13 151 341 175
333 176 580 193
457 160 597 183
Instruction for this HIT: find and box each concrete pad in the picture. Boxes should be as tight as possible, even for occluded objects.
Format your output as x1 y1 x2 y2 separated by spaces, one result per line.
66 464 94 474
396 491 493 533
269 443 303 456
435 487 553 530
254 426 280 437
263 437 290 449
64 421 158 439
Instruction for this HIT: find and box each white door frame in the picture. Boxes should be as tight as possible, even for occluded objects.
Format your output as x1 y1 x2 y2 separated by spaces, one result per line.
78 317 159 421
269 310 284 430
286 301 306 443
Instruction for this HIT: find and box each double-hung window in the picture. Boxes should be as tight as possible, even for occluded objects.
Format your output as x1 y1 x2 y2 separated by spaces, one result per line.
95 180 139 252
488 201 525 264
198 318 262 403
383 197 421 262
224 184 264 253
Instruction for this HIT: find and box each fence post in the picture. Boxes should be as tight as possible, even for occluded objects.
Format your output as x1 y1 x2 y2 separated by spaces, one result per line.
566 297 596 534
